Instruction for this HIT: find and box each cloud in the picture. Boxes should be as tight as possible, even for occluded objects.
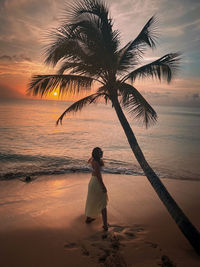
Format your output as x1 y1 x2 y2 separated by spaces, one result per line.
0 54 32 62
140 89 200 107
141 91 171 98
133 76 200 107
0 53 34 79
0 55 12 61
0 0 66 60
192 93 199 100
0 83 24 99
0 0 200 103
163 18 200 38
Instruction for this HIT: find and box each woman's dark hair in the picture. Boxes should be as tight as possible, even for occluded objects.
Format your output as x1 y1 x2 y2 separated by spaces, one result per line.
92 147 103 165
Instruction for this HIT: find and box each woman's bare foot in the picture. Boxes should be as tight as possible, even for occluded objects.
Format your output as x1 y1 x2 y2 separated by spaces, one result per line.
85 217 96 224
102 224 108 231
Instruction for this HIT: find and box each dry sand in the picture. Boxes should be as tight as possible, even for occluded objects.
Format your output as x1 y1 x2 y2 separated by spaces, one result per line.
0 173 199 267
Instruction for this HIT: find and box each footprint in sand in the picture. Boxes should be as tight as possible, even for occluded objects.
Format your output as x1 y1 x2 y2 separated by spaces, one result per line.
145 241 158 248
64 242 77 249
159 255 176 267
111 225 125 233
64 224 145 266
123 230 135 238
80 244 90 256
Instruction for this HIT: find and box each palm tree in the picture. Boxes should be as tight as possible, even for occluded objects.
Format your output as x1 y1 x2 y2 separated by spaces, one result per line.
28 0 200 254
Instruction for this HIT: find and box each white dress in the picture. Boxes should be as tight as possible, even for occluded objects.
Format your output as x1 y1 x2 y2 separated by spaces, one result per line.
85 174 108 217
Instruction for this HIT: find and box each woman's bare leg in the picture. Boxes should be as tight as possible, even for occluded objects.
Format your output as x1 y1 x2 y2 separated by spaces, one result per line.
101 208 108 230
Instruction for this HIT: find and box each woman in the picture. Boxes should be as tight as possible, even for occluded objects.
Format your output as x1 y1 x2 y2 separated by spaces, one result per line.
85 147 108 231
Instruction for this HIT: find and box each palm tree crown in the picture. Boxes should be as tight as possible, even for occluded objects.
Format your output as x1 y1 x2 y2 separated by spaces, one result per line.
28 0 180 127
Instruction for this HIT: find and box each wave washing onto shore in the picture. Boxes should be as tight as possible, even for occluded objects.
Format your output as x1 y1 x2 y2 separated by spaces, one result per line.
1 152 199 182
0 151 143 180
0 99 200 182
0 165 144 181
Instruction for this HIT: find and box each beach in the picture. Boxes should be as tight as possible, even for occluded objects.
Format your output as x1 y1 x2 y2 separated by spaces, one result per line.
0 173 199 267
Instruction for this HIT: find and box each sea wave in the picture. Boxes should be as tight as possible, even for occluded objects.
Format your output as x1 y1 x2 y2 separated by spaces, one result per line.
0 152 72 163
0 164 200 182
0 165 144 180
0 152 200 182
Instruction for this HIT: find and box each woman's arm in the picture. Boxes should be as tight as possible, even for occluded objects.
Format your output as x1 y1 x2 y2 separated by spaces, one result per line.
88 157 92 164
92 160 107 193
100 159 104 166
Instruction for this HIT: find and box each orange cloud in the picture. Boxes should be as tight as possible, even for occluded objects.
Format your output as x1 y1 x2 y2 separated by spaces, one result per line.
0 83 25 99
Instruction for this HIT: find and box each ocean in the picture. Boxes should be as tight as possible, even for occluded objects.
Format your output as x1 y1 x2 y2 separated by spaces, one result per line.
0 98 200 181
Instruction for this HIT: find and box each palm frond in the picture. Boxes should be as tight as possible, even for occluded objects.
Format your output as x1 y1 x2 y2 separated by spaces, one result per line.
97 85 111 103
56 60 106 86
56 91 105 125
118 82 157 128
66 0 109 23
44 26 89 67
57 61 80 74
27 74 93 97
123 53 181 83
44 0 120 78
116 42 139 73
63 0 120 61
132 16 158 49
69 18 115 64
116 16 157 73
70 18 103 49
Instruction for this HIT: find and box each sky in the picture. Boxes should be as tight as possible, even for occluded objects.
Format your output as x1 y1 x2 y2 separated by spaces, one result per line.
0 0 200 106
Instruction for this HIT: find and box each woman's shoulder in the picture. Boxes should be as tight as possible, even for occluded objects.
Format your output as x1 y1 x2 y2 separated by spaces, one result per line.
88 157 96 168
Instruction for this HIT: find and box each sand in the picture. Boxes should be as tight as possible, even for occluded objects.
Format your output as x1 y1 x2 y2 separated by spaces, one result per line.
0 173 199 267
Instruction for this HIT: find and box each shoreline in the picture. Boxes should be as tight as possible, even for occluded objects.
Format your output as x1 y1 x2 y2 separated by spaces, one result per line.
1 170 200 183
0 173 199 266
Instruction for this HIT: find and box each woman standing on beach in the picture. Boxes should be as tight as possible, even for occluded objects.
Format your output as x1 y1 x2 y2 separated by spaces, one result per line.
85 147 108 231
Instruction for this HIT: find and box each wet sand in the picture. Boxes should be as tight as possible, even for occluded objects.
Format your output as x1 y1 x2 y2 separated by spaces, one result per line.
0 173 199 266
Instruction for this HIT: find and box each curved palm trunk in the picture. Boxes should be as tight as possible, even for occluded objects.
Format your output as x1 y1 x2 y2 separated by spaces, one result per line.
111 96 200 255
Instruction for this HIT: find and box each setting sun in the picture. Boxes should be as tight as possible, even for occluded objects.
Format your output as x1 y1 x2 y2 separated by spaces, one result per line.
53 92 57 96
